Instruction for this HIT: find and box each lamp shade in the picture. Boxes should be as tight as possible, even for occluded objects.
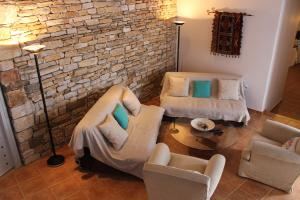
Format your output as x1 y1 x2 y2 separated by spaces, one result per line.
174 20 185 26
23 44 45 53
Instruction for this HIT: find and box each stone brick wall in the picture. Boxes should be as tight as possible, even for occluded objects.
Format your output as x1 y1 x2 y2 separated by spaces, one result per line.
0 0 176 164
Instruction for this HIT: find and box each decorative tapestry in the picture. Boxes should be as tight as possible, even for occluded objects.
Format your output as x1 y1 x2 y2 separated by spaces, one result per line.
211 11 244 57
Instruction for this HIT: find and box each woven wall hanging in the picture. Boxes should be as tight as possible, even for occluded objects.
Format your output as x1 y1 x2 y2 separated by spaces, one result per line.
211 11 244 57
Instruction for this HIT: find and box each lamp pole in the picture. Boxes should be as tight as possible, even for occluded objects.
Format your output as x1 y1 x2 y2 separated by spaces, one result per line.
174 20 185 72
169 21 185 134
23 44 64 167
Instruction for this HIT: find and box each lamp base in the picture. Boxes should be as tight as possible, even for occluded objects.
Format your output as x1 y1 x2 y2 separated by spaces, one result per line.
47 154 65 167
169 127 179 134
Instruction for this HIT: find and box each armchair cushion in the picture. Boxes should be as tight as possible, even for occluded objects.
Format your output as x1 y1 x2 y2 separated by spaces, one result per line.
168 153 208 173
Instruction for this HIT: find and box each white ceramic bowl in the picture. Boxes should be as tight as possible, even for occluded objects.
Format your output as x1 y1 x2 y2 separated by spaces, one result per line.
191 118 215 132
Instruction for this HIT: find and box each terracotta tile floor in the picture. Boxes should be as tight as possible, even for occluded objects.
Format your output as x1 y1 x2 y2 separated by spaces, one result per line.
1 110 300 200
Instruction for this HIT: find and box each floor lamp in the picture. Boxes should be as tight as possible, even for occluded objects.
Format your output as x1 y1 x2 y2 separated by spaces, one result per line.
174 20 185 72
23 44 65 167
170 20 185 134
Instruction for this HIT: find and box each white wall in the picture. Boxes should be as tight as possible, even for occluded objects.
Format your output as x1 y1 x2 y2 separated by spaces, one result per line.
177 0 284 111
264 0 300 111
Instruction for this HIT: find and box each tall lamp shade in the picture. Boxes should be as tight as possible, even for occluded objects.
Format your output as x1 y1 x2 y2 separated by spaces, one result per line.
174 20 185 72
23 44 65 167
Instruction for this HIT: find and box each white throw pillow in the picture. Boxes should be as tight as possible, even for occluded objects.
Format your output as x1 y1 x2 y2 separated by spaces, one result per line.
168 77 189 97
218 79 240 100
98 115 128 150
122 88 141 116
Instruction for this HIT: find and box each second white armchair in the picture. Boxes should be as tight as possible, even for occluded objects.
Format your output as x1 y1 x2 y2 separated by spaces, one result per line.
239 120 300 192
143 143 226 200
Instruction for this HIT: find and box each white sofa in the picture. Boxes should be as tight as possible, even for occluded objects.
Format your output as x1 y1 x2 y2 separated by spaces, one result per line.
69 85 165 178
143 143 226 200
239 120 300 192
160 72 250 124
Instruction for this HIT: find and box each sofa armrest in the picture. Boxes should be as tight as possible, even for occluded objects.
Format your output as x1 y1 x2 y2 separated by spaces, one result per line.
204 154 226 197
251 140 300 165
261 120 300 144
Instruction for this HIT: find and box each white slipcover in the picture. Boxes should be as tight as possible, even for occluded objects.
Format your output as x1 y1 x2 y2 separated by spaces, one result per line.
239 120 300 192
160 72 250 124
143 143 226 200
69 85 165 178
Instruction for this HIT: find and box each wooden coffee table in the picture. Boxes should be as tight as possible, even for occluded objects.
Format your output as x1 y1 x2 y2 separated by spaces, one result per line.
170 118 243 150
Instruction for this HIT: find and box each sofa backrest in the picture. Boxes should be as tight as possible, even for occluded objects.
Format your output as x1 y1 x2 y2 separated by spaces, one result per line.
77 85 125 129
161 72 245 99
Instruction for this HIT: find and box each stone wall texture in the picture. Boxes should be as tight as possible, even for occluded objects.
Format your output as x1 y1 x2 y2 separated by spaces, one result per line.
0 0 176 164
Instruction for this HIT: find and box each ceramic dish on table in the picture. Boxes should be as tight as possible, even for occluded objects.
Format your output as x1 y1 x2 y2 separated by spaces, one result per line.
191 118 215 132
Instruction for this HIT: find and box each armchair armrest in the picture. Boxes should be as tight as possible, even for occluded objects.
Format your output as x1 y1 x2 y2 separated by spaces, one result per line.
204 154 226 197
251 140 300 165
261 120 300 144
148 143 171 166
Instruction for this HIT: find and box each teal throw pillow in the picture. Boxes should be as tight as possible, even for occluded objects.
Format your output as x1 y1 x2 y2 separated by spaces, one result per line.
193 80 211 98
113 104 128 129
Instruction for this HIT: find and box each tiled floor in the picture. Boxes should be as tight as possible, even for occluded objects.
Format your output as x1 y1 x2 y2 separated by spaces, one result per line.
272 65 300 120
1 110 300 199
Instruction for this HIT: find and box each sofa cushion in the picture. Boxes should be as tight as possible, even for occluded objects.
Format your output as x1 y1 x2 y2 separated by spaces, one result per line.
98 114 128 150
218 79 240 100
122 88 141 116
161 95 249 123
115 105 165 168
193 80 211 98
168 76 189 97
113 104 129 129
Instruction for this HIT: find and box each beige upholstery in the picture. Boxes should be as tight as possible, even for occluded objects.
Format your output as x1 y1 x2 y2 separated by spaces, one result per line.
143 143 226 200
160 72 250 124
69 85 165 178
239 120 300 192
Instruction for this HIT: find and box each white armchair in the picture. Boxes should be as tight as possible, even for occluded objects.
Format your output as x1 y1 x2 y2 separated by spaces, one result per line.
239 120 300 192
143 143 226 200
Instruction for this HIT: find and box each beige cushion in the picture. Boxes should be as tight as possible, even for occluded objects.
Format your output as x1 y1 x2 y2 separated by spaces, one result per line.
168 77 189 97
218 79 240 100
122 88 141 116
98 114 128 150
168 153 207 173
